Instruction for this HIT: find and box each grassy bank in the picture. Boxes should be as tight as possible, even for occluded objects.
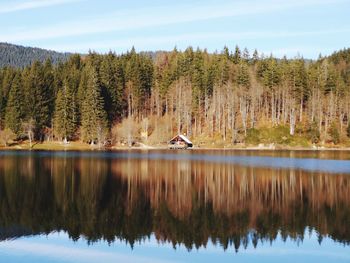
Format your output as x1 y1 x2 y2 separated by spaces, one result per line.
1 140 350 151
1 141 95 151
0 125 349 151
192 125 350 149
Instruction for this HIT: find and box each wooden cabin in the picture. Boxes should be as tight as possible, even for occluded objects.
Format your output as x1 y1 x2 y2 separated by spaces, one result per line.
168 134 193 149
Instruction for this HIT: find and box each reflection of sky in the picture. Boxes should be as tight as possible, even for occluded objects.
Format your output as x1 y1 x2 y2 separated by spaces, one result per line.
0 231 349 263
1 151 350 174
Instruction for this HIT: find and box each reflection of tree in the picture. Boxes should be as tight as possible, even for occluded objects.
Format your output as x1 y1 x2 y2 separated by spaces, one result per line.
0 152 349 251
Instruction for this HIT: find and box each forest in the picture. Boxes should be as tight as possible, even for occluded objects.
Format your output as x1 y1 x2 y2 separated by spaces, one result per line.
0 42 70 68
0 46 350 147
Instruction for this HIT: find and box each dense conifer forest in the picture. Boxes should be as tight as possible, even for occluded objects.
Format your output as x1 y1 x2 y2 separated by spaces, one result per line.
0 45 350 147
0 43 70 68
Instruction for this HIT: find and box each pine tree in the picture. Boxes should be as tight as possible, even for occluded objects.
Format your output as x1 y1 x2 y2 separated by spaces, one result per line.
233 45 241 64
100 53 118 124
125 52 153 118
4 73 24 136
329 122 340 144
263 58 281 88
237 62 250 88
0 67 16 127
204 62 216 96
223 46 231 60
54 81 78 141
81 65 108 145
308 121 320 144
77 67 89 110
252 49 259 64
289 59 307 96
242 48 250 61
115 59 126 117
25 61 52 139
192 49 204 109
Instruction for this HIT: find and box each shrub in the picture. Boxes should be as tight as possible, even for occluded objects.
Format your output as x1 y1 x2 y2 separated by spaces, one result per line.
270 126 291 144
307 121 320 144
111 117 139 146
0 128 16 146
245 128 261 145
329 122 340 144
246 126 291 145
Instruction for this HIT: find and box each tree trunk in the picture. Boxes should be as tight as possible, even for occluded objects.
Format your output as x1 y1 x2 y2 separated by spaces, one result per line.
290 108 296 135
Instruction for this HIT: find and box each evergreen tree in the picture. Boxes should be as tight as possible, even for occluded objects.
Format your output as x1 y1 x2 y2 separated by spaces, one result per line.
25 61 52 139
307 121 320 144
289 59 308 102
204 62 216 96
53 61 65 96
236 62 250 88
81 65 108 144
77 66 89 110
233 45 241 64
329 122 340 144
219 55 230 85
4 73 24 136
180 47 194 76
43 59 55 120
0 67 16 127
114 59 126 117
192 49 205 109
223 46 231 60
242 48 250 61
252 49 259 64
263 58 281 88
100 53 119 124
54 81 78 141
125 52 153 117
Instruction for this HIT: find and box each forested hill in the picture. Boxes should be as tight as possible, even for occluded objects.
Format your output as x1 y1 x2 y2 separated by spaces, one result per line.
0 43 71 68
0 46 350 147
328 48 350 85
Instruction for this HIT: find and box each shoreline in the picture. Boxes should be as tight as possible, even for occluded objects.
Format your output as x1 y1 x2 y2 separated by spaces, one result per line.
0 141 350 151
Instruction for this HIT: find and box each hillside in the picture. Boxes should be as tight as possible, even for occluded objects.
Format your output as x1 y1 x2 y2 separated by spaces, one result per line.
0 42 71 68
0 45 349 148
327 48 350 85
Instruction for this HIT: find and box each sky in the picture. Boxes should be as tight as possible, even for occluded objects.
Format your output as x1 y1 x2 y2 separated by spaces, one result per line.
0 0 349 58
1 231 350 263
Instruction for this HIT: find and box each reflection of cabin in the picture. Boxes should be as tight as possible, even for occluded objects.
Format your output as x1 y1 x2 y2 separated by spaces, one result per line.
168 134 193 149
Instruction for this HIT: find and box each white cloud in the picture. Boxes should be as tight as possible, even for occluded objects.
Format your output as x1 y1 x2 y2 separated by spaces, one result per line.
240 246 350 260
0 0 347 42
39 28 350 54
0 0 84 14
0 239 178 263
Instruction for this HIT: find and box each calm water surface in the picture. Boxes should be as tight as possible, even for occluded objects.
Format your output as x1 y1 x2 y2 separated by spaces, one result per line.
0 150 349 263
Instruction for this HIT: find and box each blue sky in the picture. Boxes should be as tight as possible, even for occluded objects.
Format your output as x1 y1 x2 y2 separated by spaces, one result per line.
0 0 349 58
1 231 350 263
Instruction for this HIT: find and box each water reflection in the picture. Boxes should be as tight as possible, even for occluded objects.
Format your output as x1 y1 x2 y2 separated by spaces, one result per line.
0 150 349 252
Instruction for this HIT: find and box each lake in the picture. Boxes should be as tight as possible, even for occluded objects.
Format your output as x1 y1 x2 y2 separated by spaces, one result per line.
0 150 349 263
